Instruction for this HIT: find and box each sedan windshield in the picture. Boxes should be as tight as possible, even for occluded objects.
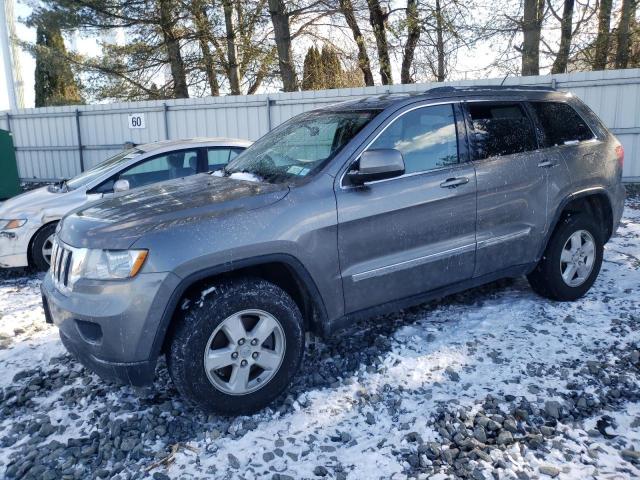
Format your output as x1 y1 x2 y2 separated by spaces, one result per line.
224 110 379 183
65 148 142 190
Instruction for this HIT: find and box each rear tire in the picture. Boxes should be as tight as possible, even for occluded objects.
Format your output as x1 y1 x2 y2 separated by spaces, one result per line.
30 223 57 272
527 213 603 301
167 277 304 415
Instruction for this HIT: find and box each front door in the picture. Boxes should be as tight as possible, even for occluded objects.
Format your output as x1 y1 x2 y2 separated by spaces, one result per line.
335 103 477 314
465 101 549 277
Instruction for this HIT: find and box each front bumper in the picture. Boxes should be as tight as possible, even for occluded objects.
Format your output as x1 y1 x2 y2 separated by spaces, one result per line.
41 269 181 386
0 229 31 268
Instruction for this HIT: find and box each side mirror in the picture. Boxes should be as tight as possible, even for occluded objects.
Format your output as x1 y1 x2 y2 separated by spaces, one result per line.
346 149 405 185
113 179 130 193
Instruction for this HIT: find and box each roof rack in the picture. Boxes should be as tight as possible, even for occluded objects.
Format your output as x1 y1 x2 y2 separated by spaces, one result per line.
425 84 557 94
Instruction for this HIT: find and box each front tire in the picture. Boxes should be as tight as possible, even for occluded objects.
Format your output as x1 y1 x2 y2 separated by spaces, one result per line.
167 277 304 415
30 223 57 272
527 213 604 301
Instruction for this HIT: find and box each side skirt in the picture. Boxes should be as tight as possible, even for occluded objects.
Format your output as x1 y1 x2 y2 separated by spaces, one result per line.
323 263 536 336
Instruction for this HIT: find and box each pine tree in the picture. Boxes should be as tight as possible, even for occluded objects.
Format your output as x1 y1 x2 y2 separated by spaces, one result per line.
320 46 343 89
33 13 83 107
302 46 323 90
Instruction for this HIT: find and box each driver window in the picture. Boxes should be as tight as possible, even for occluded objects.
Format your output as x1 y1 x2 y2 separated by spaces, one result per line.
368 104 459 174
117 149 199 190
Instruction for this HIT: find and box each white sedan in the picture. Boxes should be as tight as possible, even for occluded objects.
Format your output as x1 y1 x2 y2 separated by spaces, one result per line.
0 137 250 270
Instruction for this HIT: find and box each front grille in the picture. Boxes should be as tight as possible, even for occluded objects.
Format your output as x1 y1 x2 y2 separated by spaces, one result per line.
51 239 73 290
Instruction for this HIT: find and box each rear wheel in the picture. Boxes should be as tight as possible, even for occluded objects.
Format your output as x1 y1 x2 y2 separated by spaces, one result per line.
527 213 603 301
167 277 304 415
30 223 57 271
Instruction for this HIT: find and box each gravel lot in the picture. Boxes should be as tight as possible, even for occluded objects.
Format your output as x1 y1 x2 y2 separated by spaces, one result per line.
0 196 639 480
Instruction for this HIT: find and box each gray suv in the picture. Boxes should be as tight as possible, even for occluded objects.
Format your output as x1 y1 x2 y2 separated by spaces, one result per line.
41 86 626 414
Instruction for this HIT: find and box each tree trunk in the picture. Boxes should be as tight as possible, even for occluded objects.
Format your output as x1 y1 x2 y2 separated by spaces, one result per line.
339 0 374 86
521 0 545 76
268 0 298 91
158 0 189 98
615 0 636 68
593 0 613 70
551 0 575 74
401 0 421 83
191 2 219 96
366 0 393 85
435 0 445 81
222 0 241 94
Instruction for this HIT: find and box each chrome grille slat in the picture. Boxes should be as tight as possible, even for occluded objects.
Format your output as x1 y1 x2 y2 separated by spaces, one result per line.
51 239 74 291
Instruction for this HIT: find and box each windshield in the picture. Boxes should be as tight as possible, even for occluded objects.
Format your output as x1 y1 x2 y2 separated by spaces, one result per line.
65 148 142 190
224 110 379 183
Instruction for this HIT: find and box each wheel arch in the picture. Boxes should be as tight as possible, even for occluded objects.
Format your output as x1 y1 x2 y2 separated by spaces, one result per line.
151 254 329 360
541 188 613 259
27 220 59 267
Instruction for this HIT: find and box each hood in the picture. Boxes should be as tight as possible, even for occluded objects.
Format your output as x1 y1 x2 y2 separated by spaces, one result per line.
58 173 289 249
0 187 58 217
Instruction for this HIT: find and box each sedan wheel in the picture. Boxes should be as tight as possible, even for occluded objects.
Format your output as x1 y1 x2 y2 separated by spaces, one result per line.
41 234 54 266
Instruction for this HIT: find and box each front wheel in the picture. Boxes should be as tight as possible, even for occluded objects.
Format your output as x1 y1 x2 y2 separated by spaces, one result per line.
167 277 304 415
527 213 604 301
30 223 57 271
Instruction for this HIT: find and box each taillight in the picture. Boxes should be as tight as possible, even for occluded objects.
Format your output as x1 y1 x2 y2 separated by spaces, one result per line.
615 144 624 168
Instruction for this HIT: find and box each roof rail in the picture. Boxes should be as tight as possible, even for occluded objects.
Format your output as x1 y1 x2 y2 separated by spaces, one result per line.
425 84 557 94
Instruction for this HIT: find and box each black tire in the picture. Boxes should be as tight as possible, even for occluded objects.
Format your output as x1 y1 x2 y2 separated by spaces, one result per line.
167 277 304 415
527 213 604 301
30 223 57 272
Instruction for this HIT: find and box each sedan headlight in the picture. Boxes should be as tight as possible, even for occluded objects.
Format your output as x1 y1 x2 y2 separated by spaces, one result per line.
82 249 148 280
1 219 27 230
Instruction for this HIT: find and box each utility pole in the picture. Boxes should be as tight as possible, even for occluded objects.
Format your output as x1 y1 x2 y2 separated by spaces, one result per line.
0 0 19 111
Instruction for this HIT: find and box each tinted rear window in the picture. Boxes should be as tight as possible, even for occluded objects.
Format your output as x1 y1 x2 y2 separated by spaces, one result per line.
468 103 537 159
530 102 595 147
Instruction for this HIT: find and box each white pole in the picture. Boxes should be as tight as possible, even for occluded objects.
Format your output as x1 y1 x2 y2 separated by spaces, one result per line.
0 0 19 111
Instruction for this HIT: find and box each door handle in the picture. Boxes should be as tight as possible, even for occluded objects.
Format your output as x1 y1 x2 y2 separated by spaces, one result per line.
537 160 557 168
439 177 469 188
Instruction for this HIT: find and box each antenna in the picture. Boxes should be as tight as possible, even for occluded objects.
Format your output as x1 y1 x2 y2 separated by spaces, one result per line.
500 73 509 87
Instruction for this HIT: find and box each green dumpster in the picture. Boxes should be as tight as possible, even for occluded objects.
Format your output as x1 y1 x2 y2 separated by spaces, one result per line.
0 129 20 199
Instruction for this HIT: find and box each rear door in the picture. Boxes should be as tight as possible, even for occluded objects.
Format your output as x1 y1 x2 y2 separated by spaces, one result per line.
465 101 548 277
335 102 477 313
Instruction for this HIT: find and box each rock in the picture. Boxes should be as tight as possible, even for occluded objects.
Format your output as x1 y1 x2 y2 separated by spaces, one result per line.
263 452 275 462
445 367 460 382
539 465 560 477
497 431 513 445
228 453 240 469
152 473 171 480
313 465 329 477
473 427 487 443
621 449 640 462
366 413 376 425
544 401 562 419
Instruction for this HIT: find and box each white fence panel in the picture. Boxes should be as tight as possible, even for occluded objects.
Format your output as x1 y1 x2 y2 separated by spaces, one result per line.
2 68 639 182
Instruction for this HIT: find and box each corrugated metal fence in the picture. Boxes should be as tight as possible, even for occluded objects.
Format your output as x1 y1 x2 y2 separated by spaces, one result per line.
1 68 639 182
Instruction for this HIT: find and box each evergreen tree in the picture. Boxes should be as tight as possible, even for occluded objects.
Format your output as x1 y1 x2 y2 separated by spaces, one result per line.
33 13 83 107
320 46 344 89
302 46 322 90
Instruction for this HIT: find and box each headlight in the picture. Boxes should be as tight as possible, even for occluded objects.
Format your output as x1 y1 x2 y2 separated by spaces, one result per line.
1 219 26 230
81 249 148 280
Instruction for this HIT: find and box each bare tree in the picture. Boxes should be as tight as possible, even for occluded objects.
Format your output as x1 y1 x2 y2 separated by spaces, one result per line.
615 0 637 68
338 0 375 86
593 0 613 70
190 0 220 96
401 0 421 83
521 0 545 75
366 0 393 84
222 0 241 94
550 0 575 73
268 0 299 91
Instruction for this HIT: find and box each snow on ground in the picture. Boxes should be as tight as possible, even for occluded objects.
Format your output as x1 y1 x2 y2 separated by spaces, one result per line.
0 198 639 480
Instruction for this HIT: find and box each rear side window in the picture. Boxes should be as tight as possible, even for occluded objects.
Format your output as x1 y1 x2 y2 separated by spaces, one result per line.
468 103 537 159
530 102 595 147
368 104 459 174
